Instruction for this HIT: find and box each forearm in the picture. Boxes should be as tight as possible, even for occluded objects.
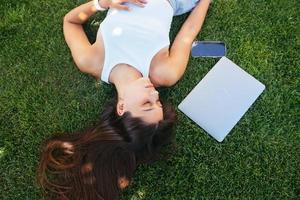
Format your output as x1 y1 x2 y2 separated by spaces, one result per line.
167 0 211 85
64 1 99 24
182 0 211 39
174 0 211 45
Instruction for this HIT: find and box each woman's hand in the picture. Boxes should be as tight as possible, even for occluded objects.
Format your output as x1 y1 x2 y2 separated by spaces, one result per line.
99 0 148 11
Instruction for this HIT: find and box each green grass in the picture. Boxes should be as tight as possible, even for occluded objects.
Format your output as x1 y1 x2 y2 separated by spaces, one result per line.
0 0 299 199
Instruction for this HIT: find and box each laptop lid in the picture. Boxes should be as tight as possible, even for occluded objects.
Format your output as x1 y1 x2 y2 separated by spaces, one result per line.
178 57 265 142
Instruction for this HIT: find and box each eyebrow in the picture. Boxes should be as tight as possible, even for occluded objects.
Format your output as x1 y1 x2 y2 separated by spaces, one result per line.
142 104 163 112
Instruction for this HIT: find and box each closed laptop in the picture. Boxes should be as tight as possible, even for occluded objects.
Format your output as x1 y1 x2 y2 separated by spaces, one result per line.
178 57 265 142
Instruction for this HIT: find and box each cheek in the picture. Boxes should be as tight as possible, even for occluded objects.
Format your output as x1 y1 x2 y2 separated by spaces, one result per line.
124 90 147 108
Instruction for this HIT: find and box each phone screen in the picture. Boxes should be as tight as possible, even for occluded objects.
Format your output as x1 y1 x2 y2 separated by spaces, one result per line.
191 42 226 58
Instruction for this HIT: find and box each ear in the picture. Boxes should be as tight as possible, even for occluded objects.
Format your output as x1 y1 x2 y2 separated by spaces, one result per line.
116 99 125 116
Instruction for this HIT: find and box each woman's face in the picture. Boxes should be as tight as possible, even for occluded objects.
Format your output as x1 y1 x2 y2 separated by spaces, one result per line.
118 77 163 124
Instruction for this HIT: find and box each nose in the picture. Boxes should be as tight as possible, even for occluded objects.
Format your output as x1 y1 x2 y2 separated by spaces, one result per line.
149 90 159 102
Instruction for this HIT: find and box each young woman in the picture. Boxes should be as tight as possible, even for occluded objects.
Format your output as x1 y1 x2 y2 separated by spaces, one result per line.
38 0 211 199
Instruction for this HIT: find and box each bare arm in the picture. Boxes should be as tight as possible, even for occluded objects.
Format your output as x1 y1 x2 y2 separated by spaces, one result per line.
63 0 148 77
63 1 99 75
160 0 211 86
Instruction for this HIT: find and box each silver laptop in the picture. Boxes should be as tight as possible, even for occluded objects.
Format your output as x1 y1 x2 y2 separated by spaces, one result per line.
178 57 265 142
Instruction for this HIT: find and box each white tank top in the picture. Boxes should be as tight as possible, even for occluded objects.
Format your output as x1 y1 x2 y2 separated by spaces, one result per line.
99 0 174 83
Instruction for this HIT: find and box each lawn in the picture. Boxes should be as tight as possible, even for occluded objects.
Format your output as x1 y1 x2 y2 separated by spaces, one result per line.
0 0 299 199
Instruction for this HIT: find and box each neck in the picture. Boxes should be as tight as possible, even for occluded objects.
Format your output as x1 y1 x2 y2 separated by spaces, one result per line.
109 64 142 100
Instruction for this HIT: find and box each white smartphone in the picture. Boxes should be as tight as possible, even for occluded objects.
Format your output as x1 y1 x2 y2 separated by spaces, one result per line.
191 41 227 58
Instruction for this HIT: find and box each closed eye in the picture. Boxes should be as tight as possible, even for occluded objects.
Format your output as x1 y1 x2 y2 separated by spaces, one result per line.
142 101 162 112
143 101 151 106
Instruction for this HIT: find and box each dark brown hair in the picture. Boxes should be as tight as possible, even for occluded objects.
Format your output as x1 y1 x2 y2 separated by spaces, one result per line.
37 97 176 200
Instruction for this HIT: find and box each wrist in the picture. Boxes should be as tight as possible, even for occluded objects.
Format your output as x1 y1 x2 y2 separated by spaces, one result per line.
93 0 109 11
99 0 111 9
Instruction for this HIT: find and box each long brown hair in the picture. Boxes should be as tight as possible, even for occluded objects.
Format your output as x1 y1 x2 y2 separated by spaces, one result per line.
37 97 176 200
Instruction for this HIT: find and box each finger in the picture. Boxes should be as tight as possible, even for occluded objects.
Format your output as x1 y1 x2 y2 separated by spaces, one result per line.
115 4 131 11
127 0 146 7
112 0 127 5
138 0 148 3
134 0 148 5
135 0 147 7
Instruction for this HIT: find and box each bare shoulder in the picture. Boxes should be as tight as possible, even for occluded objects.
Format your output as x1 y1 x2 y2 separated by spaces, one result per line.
149 45 172 86
84 33 105 79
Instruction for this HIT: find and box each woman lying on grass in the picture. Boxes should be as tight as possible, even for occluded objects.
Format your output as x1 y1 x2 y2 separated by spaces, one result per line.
38 0 211 199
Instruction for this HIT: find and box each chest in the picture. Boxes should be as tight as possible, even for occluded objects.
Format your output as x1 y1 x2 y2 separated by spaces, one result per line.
93 31 170 77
